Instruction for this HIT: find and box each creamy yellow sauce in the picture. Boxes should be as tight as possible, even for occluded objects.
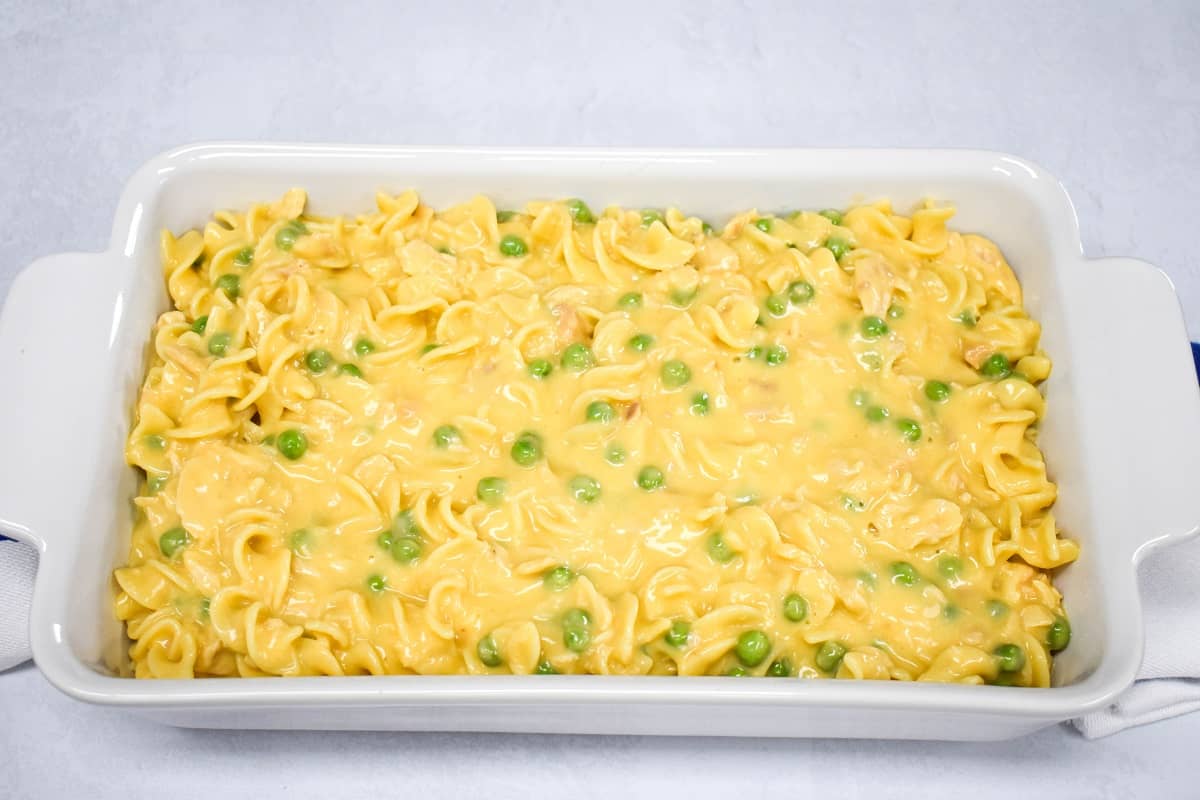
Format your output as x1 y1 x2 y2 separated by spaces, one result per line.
114 189 1076 684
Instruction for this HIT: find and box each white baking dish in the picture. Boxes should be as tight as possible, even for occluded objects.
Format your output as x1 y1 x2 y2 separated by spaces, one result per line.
2 144 1198 740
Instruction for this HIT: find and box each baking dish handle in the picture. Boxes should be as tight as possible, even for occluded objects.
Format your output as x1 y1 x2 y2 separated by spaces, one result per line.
1077 257 1200 563
0 251 121 552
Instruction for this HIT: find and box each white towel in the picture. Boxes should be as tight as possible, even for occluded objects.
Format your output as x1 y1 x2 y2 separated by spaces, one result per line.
0 538 37 672
1073 535 1200 738
0 534 1196 736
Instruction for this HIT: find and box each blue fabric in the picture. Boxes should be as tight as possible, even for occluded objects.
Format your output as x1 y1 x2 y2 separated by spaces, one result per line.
1193 341 1200 384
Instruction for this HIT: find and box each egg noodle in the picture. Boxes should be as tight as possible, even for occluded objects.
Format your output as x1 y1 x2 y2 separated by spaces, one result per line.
114 189 1076 683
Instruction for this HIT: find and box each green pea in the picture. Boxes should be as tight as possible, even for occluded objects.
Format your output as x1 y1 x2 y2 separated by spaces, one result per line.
568 475 601 504
511 431 544 467
860 315 889 339
233 246 254 267
788 280 815 304
1047 616 1072 652
726 666 748 677
477 635 503 667
561 343 596 372
499 234 528 257
815 640 847 673
288 529 313 556
605 444 627 466
276 429 308 460
706 530 735 564
661 360 691 388
275 225 299 251
305 349 332 373
158 527 190 558
147 475 168 494
896 418 922 442
856 570 877 589
640 209 664 227
274 219 307 250
890 561 919 586
585 401 616 424
746 345 765 361
627 333 655 353
535 659 559 675
924 380 952 402
366 574 387 594
825 236 852 261
818 209 844 225
765 344 788 366
735 630 770 667
938 555 964 580
476 477 507 504
637 465 665 491
354 338 376 357
421 343 440 354
617 292 643 309
390 535 422 565
850 389 870 408
432 424 462 448
690 391 710 416
496 210 517 223
199 597 211 620
437 246 454 256
144 434 166 451
701 221 715 236
563 608 591 652
887 304 905 320
377 529 396 551
754 218 773 233
664 620 691 648
980 353 1013 379
214 274 240 299
993 643 1026 673
765 293 788 316
527 358 554 379
562 628 589 653
191 315 208 335
543 565 573 592
865 405 889 423
338 363 363 378
566 198 596 224
957 309 977 327
766 658 792 677
783 593 808 622
987 599 1009 619
943 603 961 620
669 287 697 308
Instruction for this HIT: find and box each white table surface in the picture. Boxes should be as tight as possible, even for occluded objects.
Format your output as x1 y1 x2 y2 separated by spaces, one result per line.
2 1 1198 797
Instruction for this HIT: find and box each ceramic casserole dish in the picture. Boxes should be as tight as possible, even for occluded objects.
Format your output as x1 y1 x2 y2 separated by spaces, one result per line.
2 143 1198 740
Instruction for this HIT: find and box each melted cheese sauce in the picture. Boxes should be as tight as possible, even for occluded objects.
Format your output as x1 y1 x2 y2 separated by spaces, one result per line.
114 190 1075 683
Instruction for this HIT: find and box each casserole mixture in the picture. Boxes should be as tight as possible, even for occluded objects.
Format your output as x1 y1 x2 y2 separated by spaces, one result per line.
114 189 1075 682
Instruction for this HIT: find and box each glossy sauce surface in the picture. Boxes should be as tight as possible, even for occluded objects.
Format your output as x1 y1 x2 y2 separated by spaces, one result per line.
114 190 1075 682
